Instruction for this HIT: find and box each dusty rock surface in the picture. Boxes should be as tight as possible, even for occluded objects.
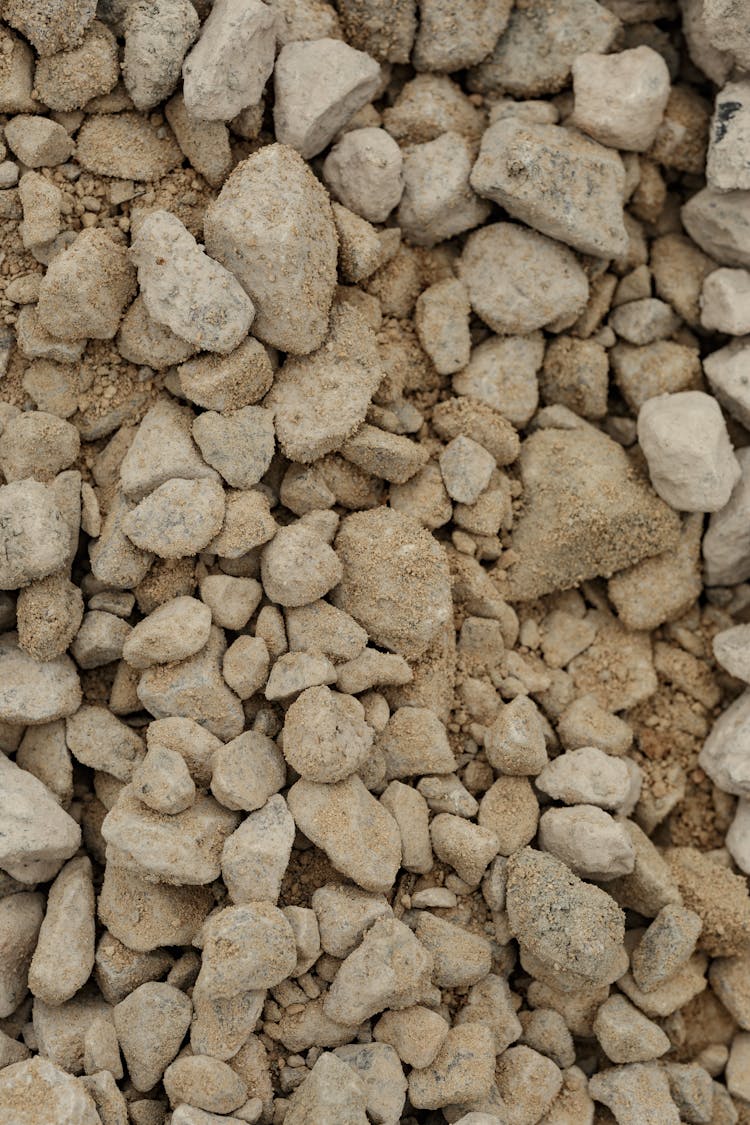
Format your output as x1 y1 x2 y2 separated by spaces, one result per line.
0 4 748 1125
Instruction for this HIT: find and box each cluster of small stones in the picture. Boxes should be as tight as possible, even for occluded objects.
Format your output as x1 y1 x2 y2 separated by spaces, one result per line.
1 1 750 1124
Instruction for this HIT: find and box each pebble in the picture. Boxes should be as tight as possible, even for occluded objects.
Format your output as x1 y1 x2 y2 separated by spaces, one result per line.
122 0 199 111
589 1063 681 1125
322 127 404 223
0 891 44 1016
377 705 455 777
282 686 373 783
222 636 270 699
37 227 135 341
324 915 433 1024
593 994 671 1064
572 46 671 151
704 338 750 431
34 21 120 111
727 798 750 874
163 1055 248 1114
471 118 628 258
192 407 274 488
709 953 750 1030
484 695 548 776
195 903 297 998
287 774 401 892
284 1052 368 1125
373 1005 449 1069
102 786 240 885
458 222 589 336
4 115 74 167
414 911 492 988
266 301 383 462
178 339 274 412
113 982 192 1092
538 805 636 881
204 144 337 354
131 210 254 354
537 746 640 812
430 813 499 886
701 268 750 334
703 446 750 586
506 847 626 992
0 634 81 726
708 80 750 192
439 435 495 504
334 507 452 659
681 186 750 269
66 704 144 781
131 744 196 815
122 595 211 669
260 522 342 608
397 131 490 247
0 1056 100 1125
0 480 70 590
274 39 380 159
408 1025 496 1110
27 857 95 1006
210 730 286 812
638 391 741 512
631 904 703 993
334 1042 406 1125
182 0 276 121
123 478 226 558
222 795 295 904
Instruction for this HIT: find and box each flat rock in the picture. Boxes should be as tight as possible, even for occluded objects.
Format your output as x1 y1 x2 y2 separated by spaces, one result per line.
506 847 627 992
0 754 81 884
506 426 680 601
0 480 70 590
204 143 338 354
287 774 401 892
75 112 183 181
102 785 240 885
123 478 226 558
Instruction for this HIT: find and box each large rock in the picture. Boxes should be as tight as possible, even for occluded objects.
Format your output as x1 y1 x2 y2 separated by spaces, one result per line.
470 117 628 258
204 143 338 354
506 847 627 992
505 427 680 601
0 1057 100 1125
102 785 240 885
334 507 452 659
0 755 81 883
287 774 401 893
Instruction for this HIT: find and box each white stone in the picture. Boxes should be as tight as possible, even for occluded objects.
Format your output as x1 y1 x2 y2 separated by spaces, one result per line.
727 799 750 874
274 38 381 159
182 0 276 121
538 805 636 881
708 80 750 192
0 754 80 884
704 339 750 430
703 446 750 586
536 747 641 813
322 127 403 223
123 0 199 111
572 46 670 152
131 210 254 354
699 689 750 797
701 269 750 334
637 391 740 512
713 624 750 682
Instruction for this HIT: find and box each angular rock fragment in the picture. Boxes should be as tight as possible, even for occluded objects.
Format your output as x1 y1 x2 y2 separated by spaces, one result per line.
123 478 226 559
114 982 192 1092
471 118 628 257
288 774 401 892
505 426 680 601
274 38 380 159
196 903 297 998
123 0 199 111
266 302 383 463
0 756 82 886
0 481 70 590
183 0 276 121
204 143 338 354
131 211 254 354
102 786 240 885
